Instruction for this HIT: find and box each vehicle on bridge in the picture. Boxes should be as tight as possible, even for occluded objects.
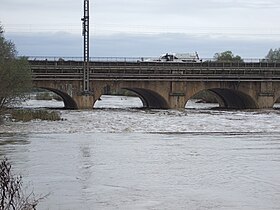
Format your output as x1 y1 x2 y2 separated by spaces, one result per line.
142 52 200 63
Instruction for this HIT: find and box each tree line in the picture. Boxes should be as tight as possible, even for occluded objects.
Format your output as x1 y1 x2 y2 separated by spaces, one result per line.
1 23 280 109
0 24 31 109
214 49 280 62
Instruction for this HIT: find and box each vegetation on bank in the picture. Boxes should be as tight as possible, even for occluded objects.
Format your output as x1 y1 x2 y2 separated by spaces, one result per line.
213 49 280 62
0 158 43 210
0 24 62 123
0 24 32 109
0 108 62 125
1 109 61 123
214 51 243 62
264 48 280 62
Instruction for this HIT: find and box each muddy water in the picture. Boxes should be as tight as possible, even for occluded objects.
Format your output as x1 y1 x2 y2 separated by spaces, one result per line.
0 96 280 209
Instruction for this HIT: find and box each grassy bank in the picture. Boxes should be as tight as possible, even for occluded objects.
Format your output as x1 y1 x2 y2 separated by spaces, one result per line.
1 109 61 122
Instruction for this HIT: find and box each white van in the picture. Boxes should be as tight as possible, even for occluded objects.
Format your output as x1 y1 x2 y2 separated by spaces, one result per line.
150 52 200 62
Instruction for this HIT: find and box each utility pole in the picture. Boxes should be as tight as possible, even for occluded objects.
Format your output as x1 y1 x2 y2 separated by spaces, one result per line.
81 0 90 93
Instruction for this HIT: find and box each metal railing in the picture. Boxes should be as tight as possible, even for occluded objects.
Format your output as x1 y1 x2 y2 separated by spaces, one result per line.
29 58 280 82
26 56 280 63
27 56 144 62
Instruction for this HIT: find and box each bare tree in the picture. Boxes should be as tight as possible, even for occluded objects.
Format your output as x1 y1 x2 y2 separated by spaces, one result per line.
0 158 41 210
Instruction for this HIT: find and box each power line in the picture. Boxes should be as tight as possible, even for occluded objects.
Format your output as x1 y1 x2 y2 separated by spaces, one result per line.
81 0 90 94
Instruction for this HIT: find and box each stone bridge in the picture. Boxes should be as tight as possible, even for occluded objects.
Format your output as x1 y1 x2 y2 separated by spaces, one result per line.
30 58 280 109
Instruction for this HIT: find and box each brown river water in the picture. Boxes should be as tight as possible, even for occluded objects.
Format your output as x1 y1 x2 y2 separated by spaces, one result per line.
0 96 280 209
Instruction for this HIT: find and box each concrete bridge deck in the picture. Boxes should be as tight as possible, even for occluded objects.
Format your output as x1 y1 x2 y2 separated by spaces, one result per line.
29 58 280 109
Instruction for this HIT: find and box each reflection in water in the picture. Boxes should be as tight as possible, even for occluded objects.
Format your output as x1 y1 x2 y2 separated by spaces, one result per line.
0 133 30 158
0 96 280 209
79 142 94 204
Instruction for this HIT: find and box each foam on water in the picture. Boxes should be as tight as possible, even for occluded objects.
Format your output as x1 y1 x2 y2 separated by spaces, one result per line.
2 96 280 134
1 96 280 209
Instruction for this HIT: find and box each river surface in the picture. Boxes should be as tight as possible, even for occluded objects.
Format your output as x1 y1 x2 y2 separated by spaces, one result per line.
0 96 280 210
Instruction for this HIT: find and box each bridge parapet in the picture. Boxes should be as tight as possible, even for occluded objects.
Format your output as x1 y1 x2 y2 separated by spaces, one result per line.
29 58 280 110
27 56 278 63
30 60 280 82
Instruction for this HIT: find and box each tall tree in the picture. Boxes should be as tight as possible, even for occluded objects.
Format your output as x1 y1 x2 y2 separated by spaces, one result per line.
265 48 280 62
214 50 243 62
0 24 32 108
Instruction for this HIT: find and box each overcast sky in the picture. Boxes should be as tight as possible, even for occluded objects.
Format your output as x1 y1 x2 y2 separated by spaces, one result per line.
1 0 280 58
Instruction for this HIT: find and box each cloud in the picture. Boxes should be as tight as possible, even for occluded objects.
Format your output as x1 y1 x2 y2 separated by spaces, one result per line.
6 32 82 57
6 31 277 59
210 0 280 9
2 0 280 58
0 0 82 27
1 0 79 10
1 0 280 37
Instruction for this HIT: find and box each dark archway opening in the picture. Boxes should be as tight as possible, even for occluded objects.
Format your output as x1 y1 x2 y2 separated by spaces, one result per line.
127 88 169 109
125 88 169 109
210 88 257 109
26 88 77 109
94 87 169 109
186 90 219 109
186 89 258 110
44 88 77 109
273 97 280 109
94 88 142 109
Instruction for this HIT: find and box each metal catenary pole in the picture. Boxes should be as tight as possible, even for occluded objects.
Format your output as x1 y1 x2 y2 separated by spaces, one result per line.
81 0 90 93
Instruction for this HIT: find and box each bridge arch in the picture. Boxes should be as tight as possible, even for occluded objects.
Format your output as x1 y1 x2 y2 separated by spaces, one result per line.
37 87 78 109
187 88 258 109
94 85 170 109
273 89 280 108
209 88 258 109
124 88 169 109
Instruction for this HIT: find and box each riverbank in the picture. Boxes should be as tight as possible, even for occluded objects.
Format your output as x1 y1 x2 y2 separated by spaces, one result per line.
0 108 61 123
